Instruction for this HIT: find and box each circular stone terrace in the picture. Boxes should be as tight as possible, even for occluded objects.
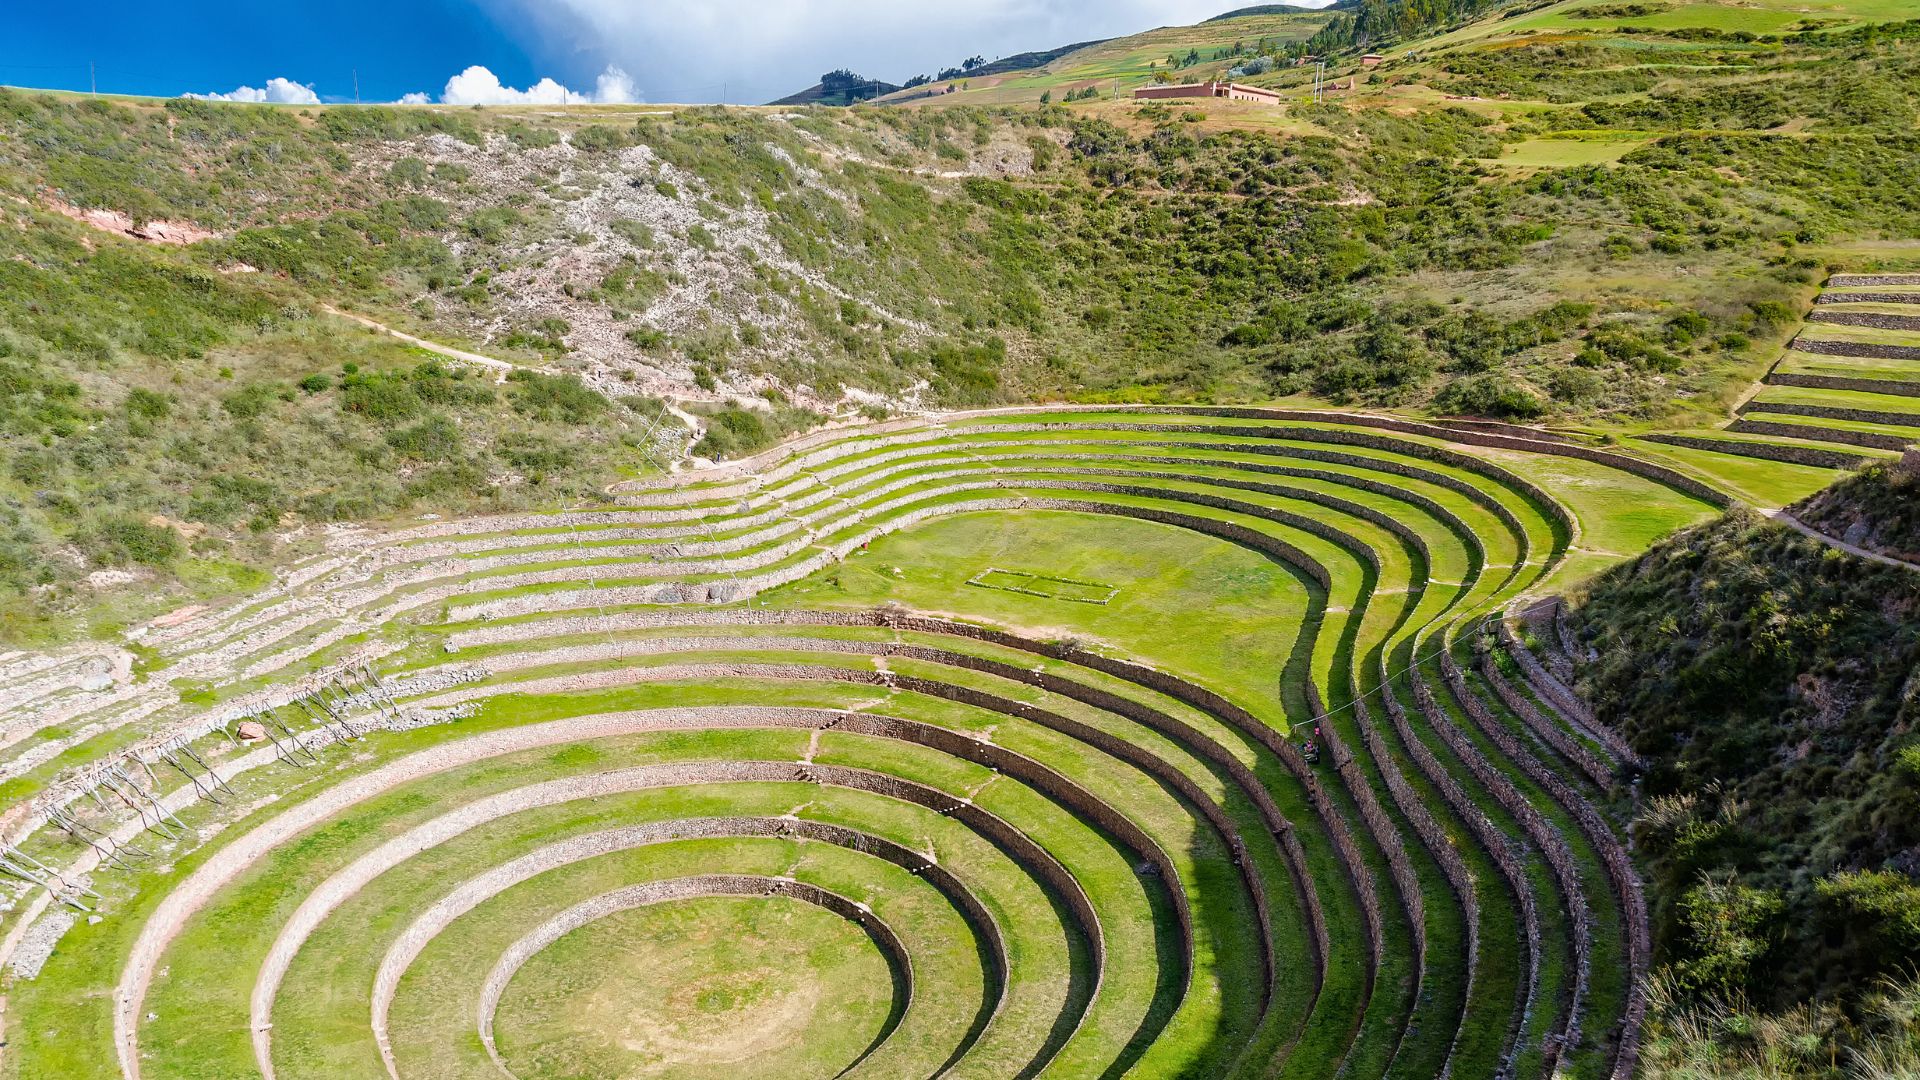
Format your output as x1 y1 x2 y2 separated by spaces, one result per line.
0 406 1736 1080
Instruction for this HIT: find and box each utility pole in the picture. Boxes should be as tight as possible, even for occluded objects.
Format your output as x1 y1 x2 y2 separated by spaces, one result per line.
89 61 96 96
352 68 360 104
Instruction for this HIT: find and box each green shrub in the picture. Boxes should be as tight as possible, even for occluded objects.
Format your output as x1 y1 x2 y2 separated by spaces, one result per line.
462 207 525 244
611 219 655 248
339 372 421 421
571 125 632 153
124 388 171 419
80 517 181 568
1432 373 1546 419
507 370 606 424
386 414 462 460
221 383 277 419
691 405 771 459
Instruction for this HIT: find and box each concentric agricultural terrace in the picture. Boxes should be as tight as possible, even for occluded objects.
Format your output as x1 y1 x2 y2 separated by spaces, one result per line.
1 404 1769 1080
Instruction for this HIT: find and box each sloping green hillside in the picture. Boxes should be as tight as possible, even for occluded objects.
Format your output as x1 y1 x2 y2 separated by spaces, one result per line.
1567 496 1920 1008
2 5 1918 642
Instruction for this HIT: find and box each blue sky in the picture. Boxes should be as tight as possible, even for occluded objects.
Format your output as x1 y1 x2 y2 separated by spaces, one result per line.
0 1 1332 106
0 1 585 103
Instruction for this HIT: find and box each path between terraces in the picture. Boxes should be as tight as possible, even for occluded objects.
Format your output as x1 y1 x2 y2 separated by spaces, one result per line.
322 306 710 434
1767 509 1920 575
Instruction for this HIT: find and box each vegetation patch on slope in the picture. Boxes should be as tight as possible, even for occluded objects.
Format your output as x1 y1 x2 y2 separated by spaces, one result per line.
1569 507 1920 1008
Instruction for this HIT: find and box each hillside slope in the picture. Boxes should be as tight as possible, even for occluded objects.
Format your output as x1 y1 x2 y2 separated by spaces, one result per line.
1567 490 1920 1008
2 4 1919 640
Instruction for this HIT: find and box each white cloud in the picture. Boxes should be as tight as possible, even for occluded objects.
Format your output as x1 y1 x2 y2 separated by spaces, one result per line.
397 91 433 105
538 0 1338 102
433 64 639 106
185 76 321 105
594 66 638 104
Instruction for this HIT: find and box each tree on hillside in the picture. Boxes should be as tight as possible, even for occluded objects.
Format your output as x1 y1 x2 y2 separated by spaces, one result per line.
817 69 891 104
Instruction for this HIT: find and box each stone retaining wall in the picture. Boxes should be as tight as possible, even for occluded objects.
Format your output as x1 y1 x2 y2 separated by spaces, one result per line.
1429 418 1581 444
1768 372 1920 399
1437 650 1593 1069
1440 649 1648 1080
1829 274 1920 288
626 411 1602 534
1728 419 1913 452
1474 642 1617 789
124 425 1553 693
1791 337 1920 362
1809 309 1920 332
1744 400 1920 428
1379 643 1538 1077
1353 695 1480 1075
1816 292 1920 306
1411 645 1587 1071
473 874 913 1076
1306 679 1423 996
414 671 1195 996
1642 434 1868 470
1495 619 1637 765
370 817 1003 1078
113 706 1108 1080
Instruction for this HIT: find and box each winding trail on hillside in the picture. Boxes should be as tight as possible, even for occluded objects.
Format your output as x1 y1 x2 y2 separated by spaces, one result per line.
1767 510 1920 574
321 305 716 439
322 306 531 376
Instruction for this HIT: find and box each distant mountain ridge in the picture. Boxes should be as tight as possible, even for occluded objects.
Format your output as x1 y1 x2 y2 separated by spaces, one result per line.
953 41 1110 80
770 41 1109 106
771 4 1360 106
1207 2 1350 19
767 70 903 107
